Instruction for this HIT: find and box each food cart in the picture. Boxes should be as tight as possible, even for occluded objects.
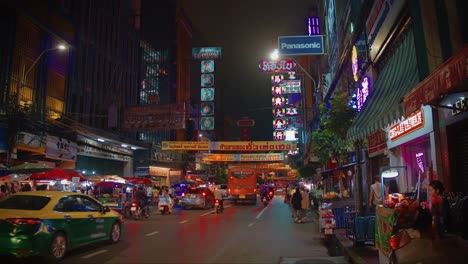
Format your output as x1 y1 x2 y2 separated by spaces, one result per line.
93 180 137 215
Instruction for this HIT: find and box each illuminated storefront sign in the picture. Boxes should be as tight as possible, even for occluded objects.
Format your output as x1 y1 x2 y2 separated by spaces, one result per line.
192 47 222 60
202 153 285 162
282 80 301 94
271 74 284 84
357 76 371 111
201 88 215 101
200 117 215 130
285 106 298 116
200 102 214 116
162 141 296 151
201 60 214 73
272 84 284 95
351 45 359 82
416 152 425 173
389 109 424 141
201 74 214 87
273 107 285 118
259 59 296 73
273 119 287 130
273 130 286 141
272 96 285 106
285 130 298 141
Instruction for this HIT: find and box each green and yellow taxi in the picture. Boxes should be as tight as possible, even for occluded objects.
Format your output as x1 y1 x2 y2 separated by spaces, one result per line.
0 191 123 260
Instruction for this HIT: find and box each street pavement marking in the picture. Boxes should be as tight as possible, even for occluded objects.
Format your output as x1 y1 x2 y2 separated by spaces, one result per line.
256 206 268 219
201 211 215 216
224 204 232 208
248 222 254 227
145 231 159 236
82 249 107 259
179 220 189 224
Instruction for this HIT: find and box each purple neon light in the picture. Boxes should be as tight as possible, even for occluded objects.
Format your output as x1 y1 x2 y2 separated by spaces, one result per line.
308 17 320 36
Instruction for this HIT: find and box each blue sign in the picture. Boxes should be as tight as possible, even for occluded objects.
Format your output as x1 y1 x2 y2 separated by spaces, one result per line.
278 35 324 56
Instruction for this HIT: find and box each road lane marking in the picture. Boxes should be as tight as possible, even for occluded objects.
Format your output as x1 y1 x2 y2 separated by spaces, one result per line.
201 211 215 216
248 222 254 227
145 231 159 236
179 220 189 224
224 204 232 208
82 249 107 259
256 206 268 219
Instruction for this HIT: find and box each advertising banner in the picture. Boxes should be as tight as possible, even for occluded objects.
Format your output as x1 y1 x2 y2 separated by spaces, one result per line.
201 88 215 101
122 103 185 131
200 102 214 116
278 35 324 55
367 130 387 157
203 153 284 162
46 136 77 161
161 141 296 152
161 141 209 151
201 74 214 87
282 80 301 94
201 60 215 73
192 47 222 60
201 117 215 130
258 59 296 73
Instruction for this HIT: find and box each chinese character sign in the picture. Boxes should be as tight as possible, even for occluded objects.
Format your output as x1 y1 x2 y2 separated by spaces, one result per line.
201 88 215 101
271 74 284 84
273 130 286 141
200 102 214 116
201 117 215 130
201 74 214 87
201 60 215 73
272 96 285 106
273 119 287 130
272 84 284 95
273 107 285 118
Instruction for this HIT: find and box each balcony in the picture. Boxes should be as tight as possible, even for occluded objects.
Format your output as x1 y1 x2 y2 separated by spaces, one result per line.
46 96 64 120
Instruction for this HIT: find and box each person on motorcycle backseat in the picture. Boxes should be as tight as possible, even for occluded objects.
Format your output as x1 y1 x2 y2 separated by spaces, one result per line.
135 186 148 208
261 186 270 201
213 187 225 210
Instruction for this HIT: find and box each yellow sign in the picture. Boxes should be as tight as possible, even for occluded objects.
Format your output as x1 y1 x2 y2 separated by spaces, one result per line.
162 141 296 152
202 153 285 162
211 141 295 151
161 141 209 151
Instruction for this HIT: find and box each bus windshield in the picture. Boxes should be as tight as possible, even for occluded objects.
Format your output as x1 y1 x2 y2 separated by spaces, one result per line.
231 171 255 179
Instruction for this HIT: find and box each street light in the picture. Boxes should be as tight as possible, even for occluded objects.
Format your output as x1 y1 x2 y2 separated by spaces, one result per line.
20 44 68 93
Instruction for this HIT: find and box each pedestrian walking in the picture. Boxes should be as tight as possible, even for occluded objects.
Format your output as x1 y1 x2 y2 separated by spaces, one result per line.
291 187 302 223
369 176 387 213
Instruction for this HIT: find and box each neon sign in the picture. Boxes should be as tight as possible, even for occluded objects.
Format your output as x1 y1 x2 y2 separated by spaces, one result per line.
416 152 424 173
357 76 371 111
351 45 359 82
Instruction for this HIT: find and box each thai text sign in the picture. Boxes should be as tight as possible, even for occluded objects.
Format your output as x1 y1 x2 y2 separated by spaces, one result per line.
278 35 324 56
192 47 222 60
389 109 424 141
259 59 296 72
203 153 284 162
161 141 296 152
123 103 185 131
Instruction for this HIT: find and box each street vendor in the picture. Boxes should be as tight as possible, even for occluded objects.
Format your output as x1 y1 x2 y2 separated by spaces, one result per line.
369 176 388 213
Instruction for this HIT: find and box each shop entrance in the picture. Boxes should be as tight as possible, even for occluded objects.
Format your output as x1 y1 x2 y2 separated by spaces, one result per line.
448 119 468 193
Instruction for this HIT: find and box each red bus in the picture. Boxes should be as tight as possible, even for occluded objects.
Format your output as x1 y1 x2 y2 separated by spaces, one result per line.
228 167 257 204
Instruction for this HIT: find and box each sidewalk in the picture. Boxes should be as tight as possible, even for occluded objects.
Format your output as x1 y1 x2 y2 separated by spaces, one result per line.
334 229 379 264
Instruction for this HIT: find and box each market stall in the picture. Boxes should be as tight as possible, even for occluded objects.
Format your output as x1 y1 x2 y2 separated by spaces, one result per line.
27 169 87 191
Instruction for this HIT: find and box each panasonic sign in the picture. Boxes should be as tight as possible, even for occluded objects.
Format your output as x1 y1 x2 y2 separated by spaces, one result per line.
278 35 325 56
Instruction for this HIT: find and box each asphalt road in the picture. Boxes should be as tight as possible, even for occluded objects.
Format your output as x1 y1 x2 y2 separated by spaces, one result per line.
31 196 348 263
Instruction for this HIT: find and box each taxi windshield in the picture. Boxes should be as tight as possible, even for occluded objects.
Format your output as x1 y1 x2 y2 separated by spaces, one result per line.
0 195 51 210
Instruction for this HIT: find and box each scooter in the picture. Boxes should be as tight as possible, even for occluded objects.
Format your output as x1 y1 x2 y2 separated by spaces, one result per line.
261 195 270 207
130 202 142 220
158 196 171 215
215 199 223 214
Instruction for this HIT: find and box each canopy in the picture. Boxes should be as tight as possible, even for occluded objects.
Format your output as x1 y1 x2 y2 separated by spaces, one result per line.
7 162 54 174
0 174 31 184
28 169 87 182
123 177 152 185
100 175 126 183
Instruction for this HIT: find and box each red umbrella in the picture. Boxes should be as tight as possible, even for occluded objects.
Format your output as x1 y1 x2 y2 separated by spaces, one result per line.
123 177 152 185
29 169 87 182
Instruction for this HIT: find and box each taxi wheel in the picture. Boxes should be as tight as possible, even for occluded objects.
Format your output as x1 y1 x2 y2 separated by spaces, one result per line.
110 222 121 243
49 232 67 261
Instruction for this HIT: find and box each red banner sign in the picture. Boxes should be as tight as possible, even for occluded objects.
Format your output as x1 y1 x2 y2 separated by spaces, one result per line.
404 45 468 115
367 130 387 157
389 109 424 142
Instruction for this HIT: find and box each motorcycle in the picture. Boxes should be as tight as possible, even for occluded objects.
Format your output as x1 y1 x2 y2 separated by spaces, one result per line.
158 195 171 215
130 202 142 220
268 190 274 200
261 195 270 207
215 199 223 214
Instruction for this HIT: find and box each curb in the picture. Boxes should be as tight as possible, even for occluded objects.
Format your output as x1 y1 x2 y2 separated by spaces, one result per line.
334 232 368 264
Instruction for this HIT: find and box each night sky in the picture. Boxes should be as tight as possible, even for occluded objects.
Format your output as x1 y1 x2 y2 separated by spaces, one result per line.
180 0 315 140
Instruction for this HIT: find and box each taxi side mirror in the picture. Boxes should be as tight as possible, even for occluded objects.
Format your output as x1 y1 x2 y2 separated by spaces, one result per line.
102 206 111 214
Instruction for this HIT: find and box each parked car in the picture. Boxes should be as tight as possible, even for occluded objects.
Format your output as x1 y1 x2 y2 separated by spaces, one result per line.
181 187 215 209
0 191 122 261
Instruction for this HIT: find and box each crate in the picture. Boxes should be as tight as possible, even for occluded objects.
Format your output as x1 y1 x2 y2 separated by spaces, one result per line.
332 207 356 229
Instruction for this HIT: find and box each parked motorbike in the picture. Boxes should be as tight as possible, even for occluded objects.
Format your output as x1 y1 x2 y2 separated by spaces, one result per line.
215 199 223 214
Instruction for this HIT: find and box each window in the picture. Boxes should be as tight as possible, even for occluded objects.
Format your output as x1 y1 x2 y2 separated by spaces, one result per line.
231 171 255 179
54 196 80 212
77 196 102 212
0 195 50 210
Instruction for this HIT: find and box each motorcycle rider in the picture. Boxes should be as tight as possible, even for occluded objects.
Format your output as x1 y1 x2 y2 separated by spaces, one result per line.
213 187 225 211
135 186 148 214
260 186 270 202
